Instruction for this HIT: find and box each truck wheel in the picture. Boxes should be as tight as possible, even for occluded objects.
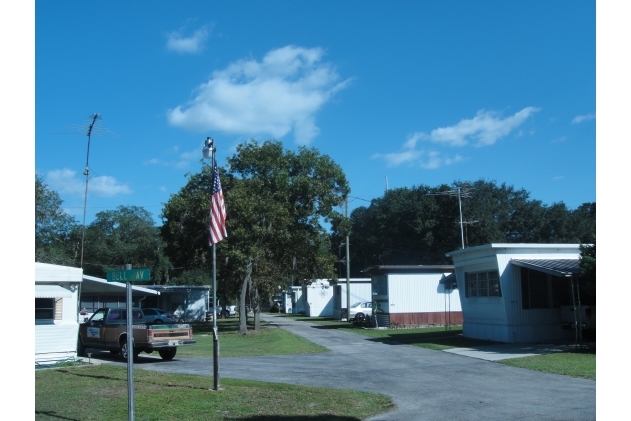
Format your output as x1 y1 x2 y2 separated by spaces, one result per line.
120 339 139 362
158 347 177 360
77 336 86 357
222 310 230 319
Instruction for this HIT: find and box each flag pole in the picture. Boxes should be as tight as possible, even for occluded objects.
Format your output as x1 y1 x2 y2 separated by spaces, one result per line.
204 137 220 390
212 143 220 390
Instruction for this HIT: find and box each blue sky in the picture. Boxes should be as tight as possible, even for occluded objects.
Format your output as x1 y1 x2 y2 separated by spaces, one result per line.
34 1 596 226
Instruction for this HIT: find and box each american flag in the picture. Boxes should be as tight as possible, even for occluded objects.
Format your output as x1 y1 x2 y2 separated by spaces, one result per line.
209 164 227 245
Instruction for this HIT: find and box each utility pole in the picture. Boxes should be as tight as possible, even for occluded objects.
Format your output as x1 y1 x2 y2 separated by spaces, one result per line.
345 198 351 321
427 186 472 249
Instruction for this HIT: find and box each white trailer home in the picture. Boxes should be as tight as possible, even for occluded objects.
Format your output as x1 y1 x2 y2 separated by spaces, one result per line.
332 278 372 320
35 262 83 365
290 286 305 314
445 243 591 343
362 265 462 328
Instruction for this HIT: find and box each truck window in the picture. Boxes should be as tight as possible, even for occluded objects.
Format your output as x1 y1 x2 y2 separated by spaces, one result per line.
90 309 107 323
107 310 123 321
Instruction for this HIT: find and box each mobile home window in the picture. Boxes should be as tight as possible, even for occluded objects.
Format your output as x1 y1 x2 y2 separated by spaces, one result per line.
372 275 387 296
35 298 55 319
465 271 501 297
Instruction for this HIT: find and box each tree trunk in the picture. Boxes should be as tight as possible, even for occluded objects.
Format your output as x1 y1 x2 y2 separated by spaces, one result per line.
253 283 261 330
238 261 252 335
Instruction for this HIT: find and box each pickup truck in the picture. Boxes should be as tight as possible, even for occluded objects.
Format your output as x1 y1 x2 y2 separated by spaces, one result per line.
77 307 196 361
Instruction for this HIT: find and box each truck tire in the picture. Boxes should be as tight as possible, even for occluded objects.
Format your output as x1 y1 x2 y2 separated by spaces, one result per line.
77 336 86 357
222 310 230 319
120 338 139 362
158 347 177 360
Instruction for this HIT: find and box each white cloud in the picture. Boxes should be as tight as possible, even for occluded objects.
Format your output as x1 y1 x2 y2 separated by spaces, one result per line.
415 107 540 147
551 136 567 143
166 26 209 54
167 45 351 145
144 148 201 169
46 169 131 197
571 113 595 124
374 107 537 169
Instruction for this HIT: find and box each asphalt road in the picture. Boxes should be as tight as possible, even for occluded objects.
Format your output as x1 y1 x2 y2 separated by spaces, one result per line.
92 314 596 420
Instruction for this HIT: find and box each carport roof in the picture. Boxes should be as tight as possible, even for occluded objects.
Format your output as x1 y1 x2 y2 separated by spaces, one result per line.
81 274 160 295
362 265 454 275
510 259 581 277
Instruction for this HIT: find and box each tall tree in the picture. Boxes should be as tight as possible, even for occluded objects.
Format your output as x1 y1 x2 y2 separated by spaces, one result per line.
225 140 349 332
35 175 80 266
82 205 171 281
161 140 349 334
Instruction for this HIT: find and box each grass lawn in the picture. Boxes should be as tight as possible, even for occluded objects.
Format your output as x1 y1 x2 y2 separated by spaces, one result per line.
497 347 596 380
177 318 328 358
36 364 395 421
275 314 495 350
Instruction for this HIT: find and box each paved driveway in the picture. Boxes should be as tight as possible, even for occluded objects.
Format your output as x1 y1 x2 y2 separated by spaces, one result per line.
108 314 596 420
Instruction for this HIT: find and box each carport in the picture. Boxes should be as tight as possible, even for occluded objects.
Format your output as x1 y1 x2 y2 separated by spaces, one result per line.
79 274 160 318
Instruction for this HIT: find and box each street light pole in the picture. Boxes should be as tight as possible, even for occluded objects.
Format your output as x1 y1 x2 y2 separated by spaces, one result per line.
203 137 220 390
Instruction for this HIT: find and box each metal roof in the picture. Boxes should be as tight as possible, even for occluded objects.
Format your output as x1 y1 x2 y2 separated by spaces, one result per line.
446 243 583 257
362 265 454 275
35 284 73 298
510 259 582 277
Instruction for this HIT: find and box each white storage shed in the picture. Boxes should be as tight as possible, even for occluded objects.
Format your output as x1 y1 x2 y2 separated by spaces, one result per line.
35 262 83 365
445 243 590 343
362 265 462 328
302 279 334 317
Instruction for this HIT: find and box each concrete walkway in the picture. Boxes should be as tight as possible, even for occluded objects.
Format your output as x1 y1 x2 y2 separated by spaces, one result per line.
85 314 596 420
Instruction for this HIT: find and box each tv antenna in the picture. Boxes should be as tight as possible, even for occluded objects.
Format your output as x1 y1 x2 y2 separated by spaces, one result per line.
80 113 100 268
427 186 473 249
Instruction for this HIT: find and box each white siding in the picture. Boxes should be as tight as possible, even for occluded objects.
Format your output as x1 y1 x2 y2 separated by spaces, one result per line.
387 273 461 314
35 263 83 364
303 280 334 317
35 324 79 364
450 244 581 343
338 281 372 308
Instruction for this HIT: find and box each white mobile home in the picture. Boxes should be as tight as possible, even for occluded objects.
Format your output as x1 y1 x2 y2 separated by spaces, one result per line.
142 285 211 321
290 286 305 314
446 244 591 343
35 262 83 365
332 278 372 320
362 266 462 327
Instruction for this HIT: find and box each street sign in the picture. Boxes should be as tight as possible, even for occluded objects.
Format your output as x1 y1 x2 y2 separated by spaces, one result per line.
106 269 151 282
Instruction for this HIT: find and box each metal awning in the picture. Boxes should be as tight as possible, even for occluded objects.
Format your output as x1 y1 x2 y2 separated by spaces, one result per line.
35 284 73 298
439 272 457 285
510 259 581 277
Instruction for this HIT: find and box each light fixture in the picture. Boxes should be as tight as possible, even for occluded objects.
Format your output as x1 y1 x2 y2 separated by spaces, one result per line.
202 137 214 159
69 283 78 292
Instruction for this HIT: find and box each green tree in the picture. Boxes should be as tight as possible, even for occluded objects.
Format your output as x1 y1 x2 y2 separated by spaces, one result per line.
225 140 349 332
161 140 349 334
35 175 80 266
343 179 596 276
82 205 172 282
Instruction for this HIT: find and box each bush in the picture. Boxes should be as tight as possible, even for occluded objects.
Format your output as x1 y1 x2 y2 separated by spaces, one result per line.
269 305 280 313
